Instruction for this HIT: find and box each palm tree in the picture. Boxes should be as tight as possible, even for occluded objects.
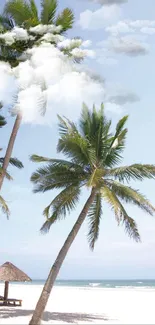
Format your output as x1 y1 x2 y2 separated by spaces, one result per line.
0 105 23 217
0 0 74 190
29 104 155 324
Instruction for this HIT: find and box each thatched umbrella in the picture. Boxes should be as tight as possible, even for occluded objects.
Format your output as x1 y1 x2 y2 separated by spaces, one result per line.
0 261 31 301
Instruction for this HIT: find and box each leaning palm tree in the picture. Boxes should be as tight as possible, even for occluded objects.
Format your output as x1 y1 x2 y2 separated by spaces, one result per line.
0 0 74 190
29 104 155 325
0 105 23 217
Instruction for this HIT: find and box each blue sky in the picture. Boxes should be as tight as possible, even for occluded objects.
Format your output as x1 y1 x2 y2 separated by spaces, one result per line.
1 0 155 280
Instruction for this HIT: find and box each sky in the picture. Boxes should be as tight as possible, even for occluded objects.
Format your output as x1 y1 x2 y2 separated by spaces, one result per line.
0 0 155 280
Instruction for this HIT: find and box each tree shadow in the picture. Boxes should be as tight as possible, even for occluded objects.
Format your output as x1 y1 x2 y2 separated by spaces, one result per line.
0 308 110 323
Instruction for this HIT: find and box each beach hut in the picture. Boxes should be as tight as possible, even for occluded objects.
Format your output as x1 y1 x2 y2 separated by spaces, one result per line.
0 261 31 306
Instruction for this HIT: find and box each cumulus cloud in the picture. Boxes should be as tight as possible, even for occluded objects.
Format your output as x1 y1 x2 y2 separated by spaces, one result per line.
1 42 105 124
90 0 127 4
0 63 18 108
104 36 148 56
106 20 155 35
78 5 121 30
141 27 155 35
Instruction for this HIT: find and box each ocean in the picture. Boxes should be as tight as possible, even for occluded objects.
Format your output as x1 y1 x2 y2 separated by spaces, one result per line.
22 279 155 289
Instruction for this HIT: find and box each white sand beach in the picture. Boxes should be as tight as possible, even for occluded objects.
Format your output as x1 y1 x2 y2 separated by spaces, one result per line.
0 284 155 324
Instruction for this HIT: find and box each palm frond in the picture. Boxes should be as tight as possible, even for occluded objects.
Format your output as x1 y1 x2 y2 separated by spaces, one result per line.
0 115 6 128
30 154 54 163
0 195 10 219
31 161 87 192
55 8 74 32
0 15 14 30
115 115 128 136
30 155 85 170
87 193 102 250
0 157 23 169
106 164 155 183
80 103 111 163
41 185 81 233
30 0 38 18
123 215 140 242
57 115 96 167
105 180 155 215
41 0 57 24
101 185 140 241
57 132 94 167
101 185 121 223
0 167 13 181
103 115 128 168
4 0 38 27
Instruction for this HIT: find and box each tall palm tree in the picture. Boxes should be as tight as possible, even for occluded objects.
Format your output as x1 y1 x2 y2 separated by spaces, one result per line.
0 105 23 217
0 0 74 190
29 104 155 324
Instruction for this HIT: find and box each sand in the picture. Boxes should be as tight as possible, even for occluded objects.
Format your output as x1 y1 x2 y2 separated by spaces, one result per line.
0 284 155 324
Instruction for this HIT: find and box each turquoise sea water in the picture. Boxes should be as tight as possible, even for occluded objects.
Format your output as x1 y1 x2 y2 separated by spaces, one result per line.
14 279 155 289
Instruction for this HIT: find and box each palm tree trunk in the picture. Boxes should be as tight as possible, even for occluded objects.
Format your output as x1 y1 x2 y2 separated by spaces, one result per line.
0 113 22 190
29 188 96 325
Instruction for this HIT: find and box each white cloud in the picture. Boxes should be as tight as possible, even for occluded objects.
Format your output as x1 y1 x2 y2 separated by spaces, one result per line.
91 0 127 4
104 36 149 56
140 27 155 35
0 27 29 45
106 21 134 35
78 5 121 30
29 24 62 35
106 20 155 35
8 43 105 124
0 63 18 107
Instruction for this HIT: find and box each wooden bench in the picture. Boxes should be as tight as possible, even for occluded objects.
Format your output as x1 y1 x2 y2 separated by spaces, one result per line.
0 297 22 306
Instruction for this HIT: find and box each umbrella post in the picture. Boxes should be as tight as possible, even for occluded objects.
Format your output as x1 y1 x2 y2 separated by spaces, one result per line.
4 281 9 301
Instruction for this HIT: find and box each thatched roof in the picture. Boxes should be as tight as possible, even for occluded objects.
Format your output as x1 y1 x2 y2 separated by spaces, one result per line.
0 262 31 282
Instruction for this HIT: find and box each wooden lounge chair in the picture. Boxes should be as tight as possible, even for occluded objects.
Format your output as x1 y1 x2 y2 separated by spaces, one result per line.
0 296 22 306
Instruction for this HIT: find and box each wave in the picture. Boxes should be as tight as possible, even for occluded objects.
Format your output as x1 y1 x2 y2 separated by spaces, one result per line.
89 283 101 287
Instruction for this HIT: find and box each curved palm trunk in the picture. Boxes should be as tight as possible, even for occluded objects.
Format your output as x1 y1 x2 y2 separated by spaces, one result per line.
29 188 96 325
0 113 22 190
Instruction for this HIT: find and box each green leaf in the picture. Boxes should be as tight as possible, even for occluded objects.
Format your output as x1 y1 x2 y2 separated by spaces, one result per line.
0 115 6 128
101 185 140 241
116 115 128 135
41 185 81 233
41 0 57 24
101 185 121 223
105 180 155 216
30 0 39 21
87 193 102 250
55 8 74 32
4 0 38 27
31 160 86 192
106 164 155 183
0 167 13 181
0 195 10 219
7 157 23 169
0 15 14 30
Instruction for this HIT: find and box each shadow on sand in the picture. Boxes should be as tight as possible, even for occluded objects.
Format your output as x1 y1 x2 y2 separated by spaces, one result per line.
0 308 109 323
